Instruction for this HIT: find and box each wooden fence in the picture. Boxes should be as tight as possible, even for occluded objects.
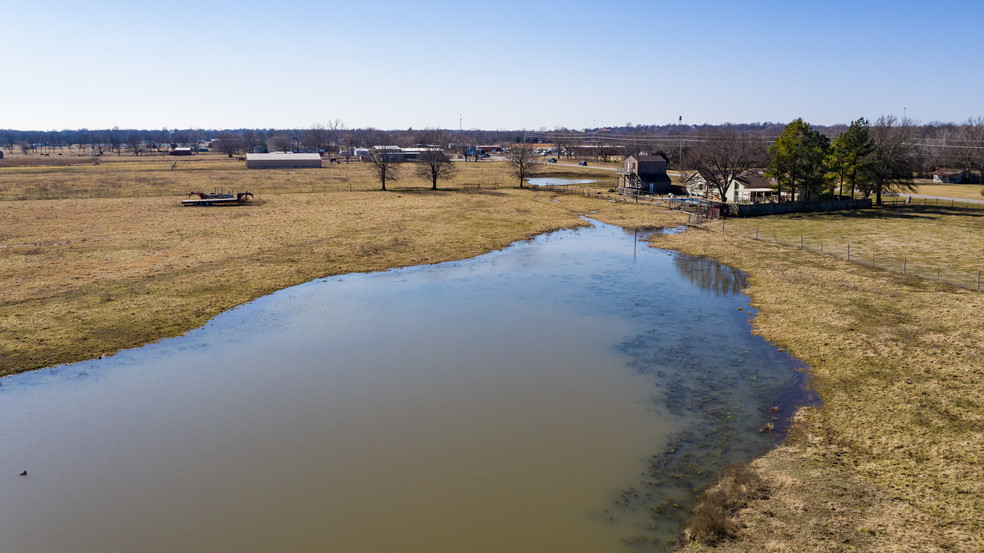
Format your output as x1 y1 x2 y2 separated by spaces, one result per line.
728 199 872 217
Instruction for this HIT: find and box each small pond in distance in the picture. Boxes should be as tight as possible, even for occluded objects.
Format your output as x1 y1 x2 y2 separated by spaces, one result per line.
526 177 597 186
0 221 813 552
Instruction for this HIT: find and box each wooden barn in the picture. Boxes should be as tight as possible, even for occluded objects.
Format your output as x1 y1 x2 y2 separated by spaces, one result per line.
246 153 322 169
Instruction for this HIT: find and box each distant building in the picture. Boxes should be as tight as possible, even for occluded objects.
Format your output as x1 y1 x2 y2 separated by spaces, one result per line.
687 170 777 202
355 146 445 161
931 169 980 184
617 155 671 194
170 147 193 156
245 153 322 169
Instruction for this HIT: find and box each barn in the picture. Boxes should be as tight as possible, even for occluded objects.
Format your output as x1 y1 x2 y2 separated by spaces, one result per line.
246 153 322 169
617 155 672 194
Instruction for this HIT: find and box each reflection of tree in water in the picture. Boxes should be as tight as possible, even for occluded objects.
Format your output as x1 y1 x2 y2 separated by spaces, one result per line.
673 255 748 296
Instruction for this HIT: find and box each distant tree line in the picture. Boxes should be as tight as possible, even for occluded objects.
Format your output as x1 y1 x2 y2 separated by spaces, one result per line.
3 119 983 201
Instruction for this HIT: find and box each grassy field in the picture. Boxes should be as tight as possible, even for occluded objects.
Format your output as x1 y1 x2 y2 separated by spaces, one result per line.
0 155 659 376
709 206 984 288
910 180 984 200
664 209 984 552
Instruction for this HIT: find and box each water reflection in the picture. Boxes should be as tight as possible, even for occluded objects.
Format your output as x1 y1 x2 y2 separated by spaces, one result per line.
0 220 812 553
673 254 749 296
526 177 596 186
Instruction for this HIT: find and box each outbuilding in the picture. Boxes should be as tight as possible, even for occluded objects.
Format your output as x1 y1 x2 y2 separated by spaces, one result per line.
246 153 322 169
617 155 672 194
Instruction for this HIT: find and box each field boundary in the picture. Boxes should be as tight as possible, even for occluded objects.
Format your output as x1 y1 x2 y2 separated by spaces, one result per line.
708 216 984 291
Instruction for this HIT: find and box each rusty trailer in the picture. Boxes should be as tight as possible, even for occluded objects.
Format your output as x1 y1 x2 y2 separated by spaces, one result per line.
181 192 254 207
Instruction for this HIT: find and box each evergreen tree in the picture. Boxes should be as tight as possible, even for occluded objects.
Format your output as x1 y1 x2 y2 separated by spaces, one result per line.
766 118 830 201
828 118 874 199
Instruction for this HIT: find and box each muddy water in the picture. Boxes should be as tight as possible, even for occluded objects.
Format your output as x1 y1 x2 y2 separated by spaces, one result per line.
0 221 811 552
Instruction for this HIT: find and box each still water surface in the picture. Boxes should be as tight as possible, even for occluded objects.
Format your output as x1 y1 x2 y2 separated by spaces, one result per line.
0 221 810 552
526 177 597 186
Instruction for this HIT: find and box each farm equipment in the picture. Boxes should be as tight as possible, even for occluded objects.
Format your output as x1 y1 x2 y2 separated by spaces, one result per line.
181 191 254 206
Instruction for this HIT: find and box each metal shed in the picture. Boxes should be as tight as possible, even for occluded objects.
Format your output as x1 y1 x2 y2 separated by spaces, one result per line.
246 153 322 169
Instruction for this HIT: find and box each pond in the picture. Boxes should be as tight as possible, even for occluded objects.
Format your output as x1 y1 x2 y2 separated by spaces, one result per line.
526 177 597 186
0 221 813 552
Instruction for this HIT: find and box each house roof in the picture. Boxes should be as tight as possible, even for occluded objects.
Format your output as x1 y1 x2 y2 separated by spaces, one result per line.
628 155 667 163
734 170 771 188
246 153 321 161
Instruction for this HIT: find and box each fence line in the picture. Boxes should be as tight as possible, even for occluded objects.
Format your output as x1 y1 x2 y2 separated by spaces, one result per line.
713 219 984 292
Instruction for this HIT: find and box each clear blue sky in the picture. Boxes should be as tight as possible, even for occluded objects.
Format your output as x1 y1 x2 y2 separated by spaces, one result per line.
3 0 982 131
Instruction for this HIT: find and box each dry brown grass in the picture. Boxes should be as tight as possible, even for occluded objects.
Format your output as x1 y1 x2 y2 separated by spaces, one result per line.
910 181 984 201
0 152 617 200
709 207 984 286
0 157 677 376
659 224 984 552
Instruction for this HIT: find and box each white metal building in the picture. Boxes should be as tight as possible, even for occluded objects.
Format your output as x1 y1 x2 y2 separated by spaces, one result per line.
245 153 322 169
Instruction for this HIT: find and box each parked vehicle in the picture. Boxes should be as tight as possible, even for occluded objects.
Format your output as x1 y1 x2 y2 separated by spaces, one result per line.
578 161 587 166
547 158 557 163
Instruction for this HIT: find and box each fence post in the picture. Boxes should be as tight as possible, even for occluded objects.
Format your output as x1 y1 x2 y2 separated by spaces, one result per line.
978 271 981 291
755 225 759 240
847 243 850 261
903 257 907 273
800 235 803 249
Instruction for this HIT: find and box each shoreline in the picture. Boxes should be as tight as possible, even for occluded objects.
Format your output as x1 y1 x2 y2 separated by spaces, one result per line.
654 226 983 551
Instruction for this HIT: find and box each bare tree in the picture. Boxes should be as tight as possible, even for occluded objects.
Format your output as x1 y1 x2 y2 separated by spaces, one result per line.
415 147 457 190
267 134 292 153
241 129 262 154
214 133 244 158
367 138 400 191
126 133 143 156
186 128 204 154
326 119 343 155
302 124 329 153
688 130 766 201
507 141 541 188
957 117 984 181
862 115 917 205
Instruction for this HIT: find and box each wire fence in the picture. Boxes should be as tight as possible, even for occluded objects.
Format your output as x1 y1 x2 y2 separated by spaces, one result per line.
887 195 984 210
711 218 984 292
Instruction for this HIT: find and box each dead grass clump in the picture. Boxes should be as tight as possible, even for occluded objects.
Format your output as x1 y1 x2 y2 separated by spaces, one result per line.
684 463 765 546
